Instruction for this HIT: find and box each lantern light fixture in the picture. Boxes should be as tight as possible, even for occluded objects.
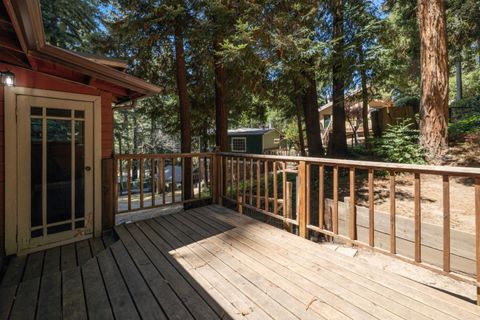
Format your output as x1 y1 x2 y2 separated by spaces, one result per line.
1 70 16 87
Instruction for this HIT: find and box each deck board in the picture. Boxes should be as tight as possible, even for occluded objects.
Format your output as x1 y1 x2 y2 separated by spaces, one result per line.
2 205 480 320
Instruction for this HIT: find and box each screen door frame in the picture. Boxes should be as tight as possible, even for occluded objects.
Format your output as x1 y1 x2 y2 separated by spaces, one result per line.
5 87 102 254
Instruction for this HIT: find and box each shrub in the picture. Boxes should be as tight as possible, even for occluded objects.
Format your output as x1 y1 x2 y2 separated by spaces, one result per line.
374 119 425 164
449 114 480 138
449 96 480 111
394 96 420 112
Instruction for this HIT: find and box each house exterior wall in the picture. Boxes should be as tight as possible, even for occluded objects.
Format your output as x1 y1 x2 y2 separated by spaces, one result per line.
0 64 114 260
228 135 263 154
262 130 281 151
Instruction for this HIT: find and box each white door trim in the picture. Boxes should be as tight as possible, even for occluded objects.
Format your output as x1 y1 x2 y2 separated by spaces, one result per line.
5 87 102 255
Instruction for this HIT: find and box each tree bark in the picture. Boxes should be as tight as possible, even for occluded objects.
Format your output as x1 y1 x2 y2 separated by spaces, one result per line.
455 58 462 101
214 38 228 152
174 22 192 199
417 0 449 162
358 44 370 146
330 0 348 157
294 91 306 156
302 72 324 157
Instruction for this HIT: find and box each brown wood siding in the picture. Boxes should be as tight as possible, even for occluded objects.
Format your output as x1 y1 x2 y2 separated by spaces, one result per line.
0 86 4 259
101 91 114 159
0 63 115 258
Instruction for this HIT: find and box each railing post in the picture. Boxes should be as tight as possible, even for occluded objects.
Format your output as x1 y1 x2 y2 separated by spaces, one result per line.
475 178 480 305
212 152 221 205
298 161 308 239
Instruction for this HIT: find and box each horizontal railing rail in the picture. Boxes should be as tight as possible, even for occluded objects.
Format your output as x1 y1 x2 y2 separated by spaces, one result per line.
114 152 214 214
217 152 480 304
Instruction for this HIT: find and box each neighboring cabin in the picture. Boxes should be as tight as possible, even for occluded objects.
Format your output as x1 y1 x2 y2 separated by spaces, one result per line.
227 128 282 154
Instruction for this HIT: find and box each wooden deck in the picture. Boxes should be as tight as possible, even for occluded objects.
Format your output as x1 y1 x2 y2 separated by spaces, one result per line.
2 205 480 319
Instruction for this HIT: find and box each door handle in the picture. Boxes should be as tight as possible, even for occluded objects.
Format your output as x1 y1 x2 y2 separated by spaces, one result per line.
85 166 92 171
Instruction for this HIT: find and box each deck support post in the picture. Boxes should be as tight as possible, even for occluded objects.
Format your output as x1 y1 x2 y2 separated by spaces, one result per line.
212 152 221 204
298 161 308 239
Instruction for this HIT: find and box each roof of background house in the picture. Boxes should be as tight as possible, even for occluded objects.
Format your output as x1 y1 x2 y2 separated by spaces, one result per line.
1 0 161 103
228 128 279 136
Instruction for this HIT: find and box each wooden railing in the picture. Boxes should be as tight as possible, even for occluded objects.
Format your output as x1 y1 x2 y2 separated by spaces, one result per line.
114 153 215 214
217 152 480 303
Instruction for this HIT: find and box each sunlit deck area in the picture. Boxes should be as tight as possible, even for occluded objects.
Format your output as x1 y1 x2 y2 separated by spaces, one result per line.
1 205 480 320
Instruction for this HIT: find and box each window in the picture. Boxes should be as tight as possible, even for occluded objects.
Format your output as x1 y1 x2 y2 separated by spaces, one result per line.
231 137 247 152
273 138 280 144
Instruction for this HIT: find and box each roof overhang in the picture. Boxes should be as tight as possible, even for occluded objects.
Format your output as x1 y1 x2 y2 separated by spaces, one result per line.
2 0 161 102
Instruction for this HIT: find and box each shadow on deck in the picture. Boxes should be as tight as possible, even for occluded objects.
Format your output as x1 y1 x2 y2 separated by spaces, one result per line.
1 205 480 319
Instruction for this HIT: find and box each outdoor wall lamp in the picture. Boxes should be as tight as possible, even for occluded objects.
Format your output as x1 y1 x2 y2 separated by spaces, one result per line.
1 70 16 87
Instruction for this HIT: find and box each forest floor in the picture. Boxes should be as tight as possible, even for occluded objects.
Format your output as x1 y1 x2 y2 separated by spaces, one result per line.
351 137 480 234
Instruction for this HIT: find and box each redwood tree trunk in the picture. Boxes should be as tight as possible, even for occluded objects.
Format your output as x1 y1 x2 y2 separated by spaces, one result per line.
174 23 192 199
214 38 228 152
358 44 370 146
330 0 348 157
302 72 324 157
417 0 449 162
295 92 306 156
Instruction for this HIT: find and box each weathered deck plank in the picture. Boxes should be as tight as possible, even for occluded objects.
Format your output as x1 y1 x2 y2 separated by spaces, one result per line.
2 205 479 320
205 204 480 319
96 249 140 320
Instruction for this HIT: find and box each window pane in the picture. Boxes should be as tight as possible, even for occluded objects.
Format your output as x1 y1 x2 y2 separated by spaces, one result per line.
47 108 71 118
231 138 246 152
31 107 42 116
31 118 43 228
74 110 85 118
46 119 72 226
75 121 85 219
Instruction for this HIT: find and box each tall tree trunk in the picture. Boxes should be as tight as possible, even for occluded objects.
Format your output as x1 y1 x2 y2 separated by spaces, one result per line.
174 22 192 199
455 58 462 101
330 0 348 157
302 72 324 157
294 91 306 156
358 44 370 146
417 0 449 162
214 38 228 152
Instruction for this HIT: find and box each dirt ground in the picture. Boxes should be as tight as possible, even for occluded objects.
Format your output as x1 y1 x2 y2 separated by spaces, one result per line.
351 140 480 235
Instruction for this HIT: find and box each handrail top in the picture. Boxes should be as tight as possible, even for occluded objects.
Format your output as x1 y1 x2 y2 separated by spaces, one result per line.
218 152 480 177
114 152 214 160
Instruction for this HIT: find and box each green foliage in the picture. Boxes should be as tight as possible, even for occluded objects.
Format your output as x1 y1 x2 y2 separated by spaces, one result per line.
40 0 103 51
374 119 425 164
449 115 480 138
449 96 480 110
394 95 419 110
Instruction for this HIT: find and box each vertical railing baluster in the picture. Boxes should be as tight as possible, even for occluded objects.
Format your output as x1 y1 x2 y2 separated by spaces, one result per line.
333 165 339 235
368 168 375 247
443 175 450 273
172 157 176 204
264 160 269 212
140 158 144 209
161 158 165 205
273 161 278 215
243 158 247 206
390 171 396 254
190 156 194 200
181 157 185 201
249 159 253 206
319 165 324 230
114 158 118 215
256 160 261 208
349 167 356 240
236 157 240 205
306 163 311 229
151 158 155 207
198 157 202 198
282 161 287 219
298 161 307 238
230 157 234 199
414 172 421 262
475 178 480 305
127 159 132 211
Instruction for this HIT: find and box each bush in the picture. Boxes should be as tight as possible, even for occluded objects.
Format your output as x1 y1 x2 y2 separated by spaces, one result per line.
394 96 420 112
374 119 425 164
449 114 480 138
449 96 480 110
